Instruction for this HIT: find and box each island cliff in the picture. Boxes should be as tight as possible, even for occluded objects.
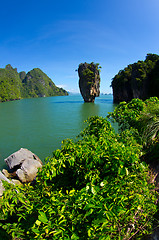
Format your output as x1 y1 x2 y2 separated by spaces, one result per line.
0 64 68 102
78 62 101 102
111 54 159 103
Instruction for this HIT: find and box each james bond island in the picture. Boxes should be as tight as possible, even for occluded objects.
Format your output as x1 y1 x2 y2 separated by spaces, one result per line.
78 62 101 102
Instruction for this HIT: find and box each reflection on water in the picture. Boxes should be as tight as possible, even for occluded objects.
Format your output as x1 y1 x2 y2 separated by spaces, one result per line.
0 94 116 169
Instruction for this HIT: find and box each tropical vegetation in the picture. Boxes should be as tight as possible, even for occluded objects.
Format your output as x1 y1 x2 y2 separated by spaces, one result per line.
111 53 159 103
0 64 68 102
0 97 159 239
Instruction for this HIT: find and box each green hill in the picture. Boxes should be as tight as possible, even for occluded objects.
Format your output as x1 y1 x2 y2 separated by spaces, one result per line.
0 65 68 102
0 64 22 102
111 53 159 103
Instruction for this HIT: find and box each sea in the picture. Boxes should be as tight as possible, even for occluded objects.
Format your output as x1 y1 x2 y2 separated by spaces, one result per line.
0 94 117 169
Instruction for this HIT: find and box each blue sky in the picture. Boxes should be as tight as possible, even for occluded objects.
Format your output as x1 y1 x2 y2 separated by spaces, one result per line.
1 0 159 93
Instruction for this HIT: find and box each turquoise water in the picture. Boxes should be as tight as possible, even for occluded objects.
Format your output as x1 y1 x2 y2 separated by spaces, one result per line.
0 94 116 169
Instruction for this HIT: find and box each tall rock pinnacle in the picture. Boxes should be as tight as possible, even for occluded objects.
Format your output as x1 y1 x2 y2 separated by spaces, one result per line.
78 62 101 102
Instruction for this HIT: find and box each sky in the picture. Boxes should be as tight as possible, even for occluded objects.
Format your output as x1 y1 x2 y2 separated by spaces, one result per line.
1 0 159 93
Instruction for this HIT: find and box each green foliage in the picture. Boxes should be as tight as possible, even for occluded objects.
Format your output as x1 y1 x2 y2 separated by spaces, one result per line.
79 62 101 85
111 53 159 102
108 98 146 132
0 65 68 102
0 116 157 239
21 68 68 98
109 97 159 166
0 66 22 102
109 97 159 136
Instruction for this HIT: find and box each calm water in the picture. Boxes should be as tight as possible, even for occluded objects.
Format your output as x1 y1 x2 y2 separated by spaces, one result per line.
0 94 117 169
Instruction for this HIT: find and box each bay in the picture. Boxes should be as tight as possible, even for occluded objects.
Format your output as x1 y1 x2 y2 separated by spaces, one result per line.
0 94 116 169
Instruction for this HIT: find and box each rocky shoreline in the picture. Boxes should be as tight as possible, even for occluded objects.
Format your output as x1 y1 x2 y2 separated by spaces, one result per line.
0 148 43 196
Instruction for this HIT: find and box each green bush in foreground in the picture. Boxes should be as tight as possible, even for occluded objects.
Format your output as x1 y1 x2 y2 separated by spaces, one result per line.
108 97 159 164
0 116 158 239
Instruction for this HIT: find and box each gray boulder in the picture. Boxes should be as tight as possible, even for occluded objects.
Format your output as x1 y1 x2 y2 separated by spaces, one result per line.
16 159 42 182
4 148 43 183
5 148 42 169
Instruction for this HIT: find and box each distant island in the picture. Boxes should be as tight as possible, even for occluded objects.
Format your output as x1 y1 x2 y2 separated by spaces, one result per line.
111 53 159 103
0 64 68 102
78 62 101 102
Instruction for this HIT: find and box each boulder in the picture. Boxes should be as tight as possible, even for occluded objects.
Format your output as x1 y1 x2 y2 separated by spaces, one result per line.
4 148 42 183
0 170 13 184
5 148 42 169
78 62 100 102
16 159 42 183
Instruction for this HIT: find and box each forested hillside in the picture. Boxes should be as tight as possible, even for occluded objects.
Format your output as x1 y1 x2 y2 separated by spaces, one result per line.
0 65 68 102
111 54 159 103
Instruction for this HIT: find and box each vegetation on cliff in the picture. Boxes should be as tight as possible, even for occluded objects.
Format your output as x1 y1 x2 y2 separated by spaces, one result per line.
0 97 159 239
0 65 68 102
111 53 159 103
78 62 101 102
0 64 22 102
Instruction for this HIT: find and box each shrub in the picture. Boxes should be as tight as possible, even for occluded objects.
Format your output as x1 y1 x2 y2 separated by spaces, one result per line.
0 116 158 239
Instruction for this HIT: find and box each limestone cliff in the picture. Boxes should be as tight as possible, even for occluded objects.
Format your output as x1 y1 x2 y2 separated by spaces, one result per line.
0 65 68 102
21 68 68 98
78 62 101 102
111 54 159 103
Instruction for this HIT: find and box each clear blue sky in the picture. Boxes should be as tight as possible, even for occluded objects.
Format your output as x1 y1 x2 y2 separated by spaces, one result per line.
1 0 159 93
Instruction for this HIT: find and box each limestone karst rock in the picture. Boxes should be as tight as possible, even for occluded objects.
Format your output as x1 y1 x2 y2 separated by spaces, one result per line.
78 62 101 102
111 54 159 103
0 64 68 102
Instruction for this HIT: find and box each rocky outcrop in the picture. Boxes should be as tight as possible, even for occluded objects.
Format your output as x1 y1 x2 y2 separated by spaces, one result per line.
112 64 149 103
4 148 42 183
78 62 100 102
111 54 159 103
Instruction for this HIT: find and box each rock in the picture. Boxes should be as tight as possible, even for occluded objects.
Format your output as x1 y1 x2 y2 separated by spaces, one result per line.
111 54 159 103
78 62 100 102
5 148 42 169
2 169 16 178
0 171 14 184
0 171 15 196
16 159 42 183
4 148 43 183
11 179 22 185
0 180 5 196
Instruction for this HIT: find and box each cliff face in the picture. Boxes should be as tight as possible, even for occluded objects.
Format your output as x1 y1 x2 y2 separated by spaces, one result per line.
111 54 159 103
0 64 22 102
0 65 68 102
78 62 100 102
21 68 68 98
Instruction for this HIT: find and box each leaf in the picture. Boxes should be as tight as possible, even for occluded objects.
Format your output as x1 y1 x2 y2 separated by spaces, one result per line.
32 228 40 235
38 211 48 224
35 220 41 226
125 167 129 176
